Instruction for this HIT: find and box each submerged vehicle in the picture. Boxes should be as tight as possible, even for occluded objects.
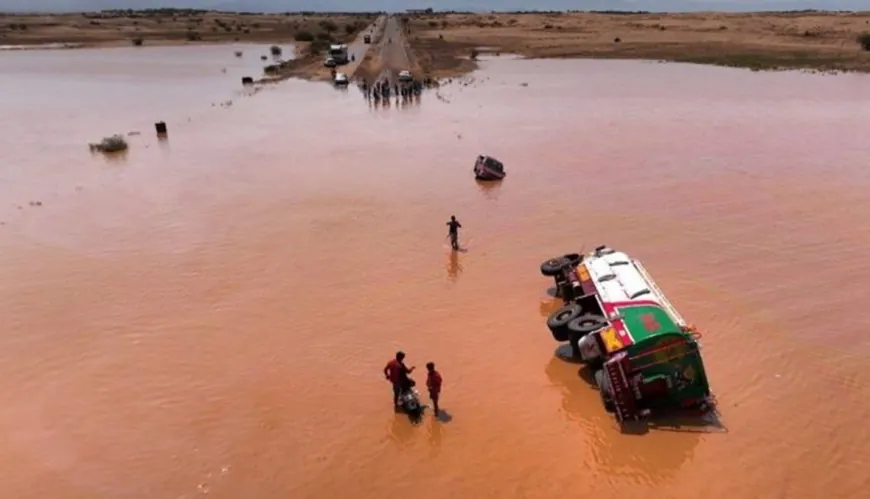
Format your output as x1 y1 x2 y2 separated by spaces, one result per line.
473 155 506 181
541 246 714 423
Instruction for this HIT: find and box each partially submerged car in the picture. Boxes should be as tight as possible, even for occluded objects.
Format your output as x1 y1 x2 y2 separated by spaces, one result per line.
473 155 506 181
541 246 714 423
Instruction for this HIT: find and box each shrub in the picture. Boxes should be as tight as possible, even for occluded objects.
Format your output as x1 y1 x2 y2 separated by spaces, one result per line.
186 31 201 41
270 45 282 55
319 20 338 32
470 48 479 60
308 38 330 56
131 37 143 46
294 30 314 41
344 23 356 35
858 33 870 51
315 31 333 41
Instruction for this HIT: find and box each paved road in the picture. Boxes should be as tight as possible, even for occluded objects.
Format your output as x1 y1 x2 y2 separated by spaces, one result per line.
375 16 413 84
346 16 384 65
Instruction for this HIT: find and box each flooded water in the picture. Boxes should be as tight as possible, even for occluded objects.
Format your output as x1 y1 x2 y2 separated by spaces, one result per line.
1 49 870 499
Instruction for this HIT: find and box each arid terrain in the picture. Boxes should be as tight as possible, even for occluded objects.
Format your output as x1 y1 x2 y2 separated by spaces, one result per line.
404 11 870 76
0 10 375 48
4 10 870 77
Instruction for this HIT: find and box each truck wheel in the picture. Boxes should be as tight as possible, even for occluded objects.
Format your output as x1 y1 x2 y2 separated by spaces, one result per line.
540 256 570 277
567 314 608 337
594 369 616 413
547 303 583 342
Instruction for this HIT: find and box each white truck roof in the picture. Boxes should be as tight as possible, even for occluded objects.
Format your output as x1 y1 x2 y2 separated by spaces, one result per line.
582 247 686 326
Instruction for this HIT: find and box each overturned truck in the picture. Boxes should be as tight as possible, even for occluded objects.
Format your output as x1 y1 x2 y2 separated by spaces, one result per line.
541 246 714 423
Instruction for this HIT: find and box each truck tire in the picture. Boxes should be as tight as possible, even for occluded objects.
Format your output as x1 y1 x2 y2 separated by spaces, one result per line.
567 314 607 336
594 369 616 413
540 256 570 277
547 303 583 342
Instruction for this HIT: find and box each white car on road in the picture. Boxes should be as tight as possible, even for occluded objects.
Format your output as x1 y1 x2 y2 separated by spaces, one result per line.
398 70 413 82
333 73 349 85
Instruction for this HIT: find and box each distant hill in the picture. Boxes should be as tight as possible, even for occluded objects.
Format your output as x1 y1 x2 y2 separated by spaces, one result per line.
2 0 868 14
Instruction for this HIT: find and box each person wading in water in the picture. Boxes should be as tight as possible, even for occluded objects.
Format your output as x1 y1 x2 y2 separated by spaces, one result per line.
426 362 443 416
446 215 462 251
383 351 415 410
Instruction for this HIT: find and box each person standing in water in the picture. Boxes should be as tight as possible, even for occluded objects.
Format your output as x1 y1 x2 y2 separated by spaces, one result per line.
384 351 415 409
426 362 442 416
446 215 462 251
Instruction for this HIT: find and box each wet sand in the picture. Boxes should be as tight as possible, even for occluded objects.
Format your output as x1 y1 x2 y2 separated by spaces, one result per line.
2 49 870 499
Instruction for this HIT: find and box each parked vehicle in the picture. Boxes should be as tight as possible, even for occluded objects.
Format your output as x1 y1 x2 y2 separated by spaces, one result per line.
398 70 413 82
364 34 372 44
324 57 337 68
328 44 349 64
333 73 349 86
541 246 715 423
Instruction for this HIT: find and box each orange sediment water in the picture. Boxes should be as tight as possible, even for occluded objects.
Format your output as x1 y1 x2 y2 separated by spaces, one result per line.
1 49 870 498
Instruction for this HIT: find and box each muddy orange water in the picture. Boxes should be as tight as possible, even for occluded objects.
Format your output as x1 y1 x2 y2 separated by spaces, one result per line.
2 48 870 499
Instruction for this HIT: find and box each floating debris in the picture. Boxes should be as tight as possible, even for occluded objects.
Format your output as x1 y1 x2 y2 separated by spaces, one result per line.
88 134 128 153
270 45 282 56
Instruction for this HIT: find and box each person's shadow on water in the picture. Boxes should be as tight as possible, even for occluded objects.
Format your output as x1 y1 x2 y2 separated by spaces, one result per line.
434 409 453 423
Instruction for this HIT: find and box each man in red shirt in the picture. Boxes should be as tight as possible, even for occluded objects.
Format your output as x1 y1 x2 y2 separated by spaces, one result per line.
426 362 443 416
384 351 415 409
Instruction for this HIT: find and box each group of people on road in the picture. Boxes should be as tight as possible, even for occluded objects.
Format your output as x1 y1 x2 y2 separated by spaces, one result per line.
381 216 462 417
383 351 443 416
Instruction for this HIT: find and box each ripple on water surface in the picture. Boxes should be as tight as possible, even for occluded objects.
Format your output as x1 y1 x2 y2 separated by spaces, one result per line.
1 52 870 499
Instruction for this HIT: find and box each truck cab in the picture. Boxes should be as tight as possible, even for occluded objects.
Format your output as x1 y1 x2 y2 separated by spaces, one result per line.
541 246 714 422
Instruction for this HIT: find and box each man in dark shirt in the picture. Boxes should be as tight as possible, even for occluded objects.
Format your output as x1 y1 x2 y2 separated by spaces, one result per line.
446 215 462 251
383 351 415 409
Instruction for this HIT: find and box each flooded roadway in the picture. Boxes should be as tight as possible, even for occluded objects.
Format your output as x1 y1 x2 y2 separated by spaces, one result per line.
1 48 870 499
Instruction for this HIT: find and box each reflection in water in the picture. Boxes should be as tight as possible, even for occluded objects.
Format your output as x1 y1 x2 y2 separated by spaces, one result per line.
1 51 870 499
446 250 463 281
427 418 443 455
544 356 703 485
475 179 502 200
389 414 417 447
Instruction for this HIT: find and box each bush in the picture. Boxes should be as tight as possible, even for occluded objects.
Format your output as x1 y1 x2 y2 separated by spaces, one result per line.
470 48 479 60
186 31 201 41
294 30 314 41
131 37 143 46
344 23 356 35
307 38 330 56
270 45 282 55
858 33 870 51
319 20 338 33
315 31 333 41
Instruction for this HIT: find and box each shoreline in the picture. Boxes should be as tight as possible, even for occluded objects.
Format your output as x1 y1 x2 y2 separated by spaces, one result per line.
3 10 870 77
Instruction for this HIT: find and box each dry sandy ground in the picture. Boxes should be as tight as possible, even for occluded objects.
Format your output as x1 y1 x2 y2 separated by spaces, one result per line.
404 11 870 77
0 11 374 48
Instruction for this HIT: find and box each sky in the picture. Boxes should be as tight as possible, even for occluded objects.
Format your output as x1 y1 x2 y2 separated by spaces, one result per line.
0 0 867 13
